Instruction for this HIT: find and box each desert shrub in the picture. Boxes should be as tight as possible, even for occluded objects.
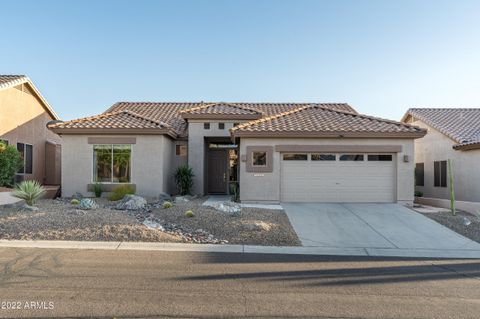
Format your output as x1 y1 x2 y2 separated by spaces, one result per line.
108 185 135 201
174 165 194 195
0 142 23 187
185 210 194 218
12 180 46 206
71 198 80 205
163 201 173 209
93 183 103 198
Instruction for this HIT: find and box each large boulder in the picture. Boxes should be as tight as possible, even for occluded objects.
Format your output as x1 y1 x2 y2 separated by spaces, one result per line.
79 198 98 210
158 192 172 203
207 201 241 216
116 194 147 210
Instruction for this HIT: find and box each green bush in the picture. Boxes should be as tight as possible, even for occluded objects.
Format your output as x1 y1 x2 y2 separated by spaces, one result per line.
71 198 80 205
163 201 173 209
185 210 194 218
12 180 46 206
93 183 103 198
414 191 423 197
174 165 194 195
0 142 23 187
108 185 135 201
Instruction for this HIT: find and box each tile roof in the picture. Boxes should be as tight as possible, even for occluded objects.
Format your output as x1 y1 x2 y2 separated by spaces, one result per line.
179 102 263 118
231 105 426 138
0 74 60 120
403 108 480 149
52 102 357 137
48 110 173 135
0 75 28 89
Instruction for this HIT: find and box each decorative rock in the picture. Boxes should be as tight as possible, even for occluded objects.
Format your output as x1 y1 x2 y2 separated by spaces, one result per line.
143 219 165 231
158 192 172 203
242 221 272 232
115 194 147 210
73 192 84 200
79 198 98 210
207 201 241 216
462 216 472 226
22 204 39 211
174 196 190 203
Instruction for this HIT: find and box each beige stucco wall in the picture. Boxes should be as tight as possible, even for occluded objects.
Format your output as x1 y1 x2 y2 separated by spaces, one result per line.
61 135 173 198
187 121 237 195
412 120 480 202
239 137 415 204
0 85 61 184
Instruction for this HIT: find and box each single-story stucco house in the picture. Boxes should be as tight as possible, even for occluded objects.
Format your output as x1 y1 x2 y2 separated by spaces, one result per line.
402 108 480 213
48 102 426 203
0 75 62 186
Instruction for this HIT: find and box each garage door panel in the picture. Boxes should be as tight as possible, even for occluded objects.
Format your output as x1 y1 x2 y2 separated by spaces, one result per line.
281 154 396 203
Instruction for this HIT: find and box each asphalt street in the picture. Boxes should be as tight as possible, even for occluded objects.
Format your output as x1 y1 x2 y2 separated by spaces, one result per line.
0 247 479 318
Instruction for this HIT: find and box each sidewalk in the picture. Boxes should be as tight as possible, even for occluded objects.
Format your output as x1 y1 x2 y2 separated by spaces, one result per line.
1 240 480 259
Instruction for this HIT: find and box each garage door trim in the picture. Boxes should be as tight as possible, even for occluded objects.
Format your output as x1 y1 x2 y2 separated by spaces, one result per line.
275 144 402 153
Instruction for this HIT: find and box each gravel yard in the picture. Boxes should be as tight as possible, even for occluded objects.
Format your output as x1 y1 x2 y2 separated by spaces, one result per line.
420 210 480 243
0 197 300 246
150 199 301 246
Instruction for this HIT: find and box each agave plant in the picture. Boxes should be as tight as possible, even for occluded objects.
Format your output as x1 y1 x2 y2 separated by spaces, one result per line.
12 180 46 206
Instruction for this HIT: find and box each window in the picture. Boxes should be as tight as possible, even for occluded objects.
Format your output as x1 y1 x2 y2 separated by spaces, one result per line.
339 154 364 161
94 145 131 183
175 145 187 156
283 154 308 161
204 123 210 129
252 151 267 166
0 139 8 146
16 143 33 174
218 123 225 130
434 160 447 187
311 154 336 161
368 154 393 161
415 163 424 186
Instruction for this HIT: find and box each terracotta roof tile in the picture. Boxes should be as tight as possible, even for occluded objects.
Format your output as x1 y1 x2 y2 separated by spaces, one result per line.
0 75 28 89
53 102 356 137
404 108 480 149
48 110 171 133
231 105 425 137
180 102 263 117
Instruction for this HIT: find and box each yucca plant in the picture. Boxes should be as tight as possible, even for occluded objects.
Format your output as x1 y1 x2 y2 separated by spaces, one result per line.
12 180 46 206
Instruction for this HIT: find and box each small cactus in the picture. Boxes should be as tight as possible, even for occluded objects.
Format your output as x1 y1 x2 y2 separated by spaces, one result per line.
185 210 194 218
163 201 173 209
71 198 80 205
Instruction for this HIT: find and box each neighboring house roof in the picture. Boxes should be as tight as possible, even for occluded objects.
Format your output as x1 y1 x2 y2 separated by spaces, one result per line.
0 75 60 120
402 108 480 150
51 102 357 137
231 104 426 138
48 110 175 137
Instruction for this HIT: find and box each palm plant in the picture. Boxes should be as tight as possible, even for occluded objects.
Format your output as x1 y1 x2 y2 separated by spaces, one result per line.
12 180 46 206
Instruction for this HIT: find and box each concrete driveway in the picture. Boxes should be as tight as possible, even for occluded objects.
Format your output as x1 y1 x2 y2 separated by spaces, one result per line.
283 203 480 251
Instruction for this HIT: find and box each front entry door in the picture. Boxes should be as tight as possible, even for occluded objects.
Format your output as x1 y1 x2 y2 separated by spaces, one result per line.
207 149 228 194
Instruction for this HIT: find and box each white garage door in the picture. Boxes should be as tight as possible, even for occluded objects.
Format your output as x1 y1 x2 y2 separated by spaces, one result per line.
280 153 396 202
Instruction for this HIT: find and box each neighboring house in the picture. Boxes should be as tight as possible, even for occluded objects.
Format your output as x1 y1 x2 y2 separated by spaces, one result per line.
0 75 61 185
48 102 425 203
402 108 480 213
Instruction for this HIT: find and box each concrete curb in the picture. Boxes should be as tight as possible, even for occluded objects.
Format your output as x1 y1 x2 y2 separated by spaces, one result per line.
0 240 480 258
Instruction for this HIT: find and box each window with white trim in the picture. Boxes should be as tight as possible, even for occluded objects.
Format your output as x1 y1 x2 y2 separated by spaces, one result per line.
17 143 33 174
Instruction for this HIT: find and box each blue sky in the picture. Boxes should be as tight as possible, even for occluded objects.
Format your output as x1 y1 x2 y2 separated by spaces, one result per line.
1 0 479 121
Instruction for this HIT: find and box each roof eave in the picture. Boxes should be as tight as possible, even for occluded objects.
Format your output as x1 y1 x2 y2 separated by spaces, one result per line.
453 143 480 151
231 130 427 139
48 127 177 138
